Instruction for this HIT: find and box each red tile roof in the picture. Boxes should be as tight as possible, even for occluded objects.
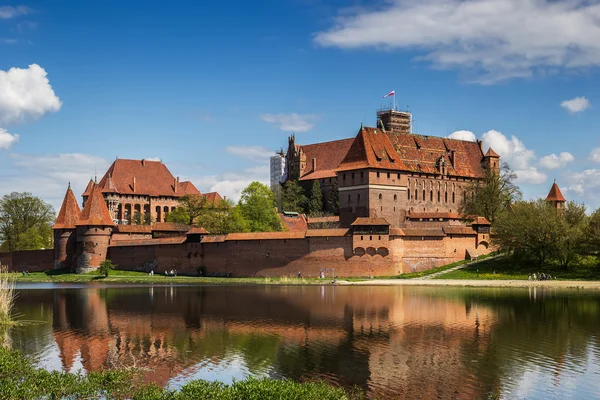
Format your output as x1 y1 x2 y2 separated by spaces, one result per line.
485 148 500 158
53 185 81 229
546 181 566 202
279 213 308 232
77 183 115 226
305 229 350 237
337 127 407 172
307 216 340 224
389 228 405 236
443 226 477 235
225 232 306 241
201 191 224 204
109 237 186 247
113 225 152 234
84 159 200 198
351 217 390 226
151 222 189 232
472 217 491 225
298 138 354 181
186 226 209 235
201 235 227 243
387 133 486 178
407 212 462 220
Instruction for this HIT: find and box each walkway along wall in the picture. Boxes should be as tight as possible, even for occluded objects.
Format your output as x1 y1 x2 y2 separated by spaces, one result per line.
107 230 489 278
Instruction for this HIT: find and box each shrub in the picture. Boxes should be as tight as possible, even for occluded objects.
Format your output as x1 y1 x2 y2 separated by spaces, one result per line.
98 259 117 278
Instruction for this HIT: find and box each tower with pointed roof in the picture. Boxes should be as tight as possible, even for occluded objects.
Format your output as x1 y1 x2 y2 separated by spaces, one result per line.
53 184 82 271
546 180 566 210
482 148 500 173
75 182 115 273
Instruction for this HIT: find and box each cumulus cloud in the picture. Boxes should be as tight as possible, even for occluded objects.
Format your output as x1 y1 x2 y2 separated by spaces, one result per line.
2 153 109 210
448 130 477 142
0 128 19 149
564 169 600 208
261 113 317 132
314 0 600 83
0 64 62 125
0 5 31 19
590 148 600 163
539 152 574 170
190 166 269 203
225 145 274 161
561 97 591 114
481 129 547 184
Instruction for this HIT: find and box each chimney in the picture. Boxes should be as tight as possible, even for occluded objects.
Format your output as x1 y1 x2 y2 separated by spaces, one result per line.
224 196 227 201
174 177 179 193
142 159 146 166
451 150 457 168
132 177 136 192
312 158 317 172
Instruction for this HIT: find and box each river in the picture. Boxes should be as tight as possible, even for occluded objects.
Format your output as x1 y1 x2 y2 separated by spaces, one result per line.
8 283 600 399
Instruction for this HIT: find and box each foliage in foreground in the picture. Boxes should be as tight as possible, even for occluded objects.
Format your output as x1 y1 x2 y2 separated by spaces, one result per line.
0 266 16 326
0 347 361 400
99 259 117 278
0 192 55 252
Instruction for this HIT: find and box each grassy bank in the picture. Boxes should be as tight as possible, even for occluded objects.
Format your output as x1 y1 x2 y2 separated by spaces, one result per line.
0 266 16 327
0 347 362 400
436 256 600 280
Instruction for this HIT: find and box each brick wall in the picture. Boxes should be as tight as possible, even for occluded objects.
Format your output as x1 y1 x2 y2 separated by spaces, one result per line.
0 249 54 272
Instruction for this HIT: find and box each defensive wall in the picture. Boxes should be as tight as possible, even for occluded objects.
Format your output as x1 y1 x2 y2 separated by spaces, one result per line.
0 249 54 272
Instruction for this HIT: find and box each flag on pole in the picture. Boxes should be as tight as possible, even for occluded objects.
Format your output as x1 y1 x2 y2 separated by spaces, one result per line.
383 90 395 98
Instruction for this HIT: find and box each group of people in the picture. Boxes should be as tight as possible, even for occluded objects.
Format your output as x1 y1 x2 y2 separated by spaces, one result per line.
529 272 553 281
21 270 30 276
163 270 177 277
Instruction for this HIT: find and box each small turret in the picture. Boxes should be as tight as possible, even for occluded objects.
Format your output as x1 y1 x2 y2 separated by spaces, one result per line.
482 147 500 173
546 180 566 211
75 182 115 273
53 183 82 271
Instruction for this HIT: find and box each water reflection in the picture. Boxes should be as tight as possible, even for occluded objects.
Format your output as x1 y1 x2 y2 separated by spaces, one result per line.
10 285 600 399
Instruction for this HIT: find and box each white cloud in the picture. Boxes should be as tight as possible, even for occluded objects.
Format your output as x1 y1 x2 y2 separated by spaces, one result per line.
0 128 19 149
590 148 600 163
190 166 269 203
448 130 476 142
0 5 31 19
481 129 547 184
3 153 109 210
144 157 162 162
225 145 274 161
0 64 62 125
261 113 317 132
564 169 600 208
314 0 600 83
561 97 591 114
539 152 574 170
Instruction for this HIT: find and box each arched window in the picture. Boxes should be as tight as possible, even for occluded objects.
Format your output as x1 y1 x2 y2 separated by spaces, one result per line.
379 193 382 200
357 194 361 202
452 192 455 203
430 190 433 202
394 194 397 201
445 191 448 203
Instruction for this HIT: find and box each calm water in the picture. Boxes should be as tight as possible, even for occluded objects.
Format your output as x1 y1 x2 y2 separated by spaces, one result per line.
8 283 600 399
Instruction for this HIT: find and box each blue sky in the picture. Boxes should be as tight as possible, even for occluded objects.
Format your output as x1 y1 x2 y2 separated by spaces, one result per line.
1 0 600 211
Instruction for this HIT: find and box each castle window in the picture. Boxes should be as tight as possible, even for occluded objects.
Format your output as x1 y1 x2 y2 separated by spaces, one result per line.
397 173 400 179
361 171 364 178
379 193 382 200
452 192 455 203
348 194 351 203
387 172 390 179
430 190 433 202
445 192 448 203
423 189 425 201
357 194 361 202
343 174 346 181
394 194 397 201
377 171 380 178
352 172 355 179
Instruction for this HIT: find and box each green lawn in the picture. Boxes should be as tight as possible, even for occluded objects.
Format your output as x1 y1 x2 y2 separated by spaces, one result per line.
435 256 600 280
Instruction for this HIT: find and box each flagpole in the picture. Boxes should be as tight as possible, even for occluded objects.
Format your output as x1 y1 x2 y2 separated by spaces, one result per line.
393 90 396 111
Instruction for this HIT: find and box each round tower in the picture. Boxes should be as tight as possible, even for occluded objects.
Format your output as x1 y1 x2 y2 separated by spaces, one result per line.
75 181 115 274
53 184 82 271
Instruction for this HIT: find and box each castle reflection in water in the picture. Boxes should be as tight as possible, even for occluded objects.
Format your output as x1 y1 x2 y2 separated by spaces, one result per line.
11 285 600 399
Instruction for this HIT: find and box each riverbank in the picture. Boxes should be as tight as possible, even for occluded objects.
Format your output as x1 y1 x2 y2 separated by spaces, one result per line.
346 279 600 290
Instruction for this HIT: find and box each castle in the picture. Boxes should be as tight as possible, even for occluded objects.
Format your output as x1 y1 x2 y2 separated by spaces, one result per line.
0 109 567 277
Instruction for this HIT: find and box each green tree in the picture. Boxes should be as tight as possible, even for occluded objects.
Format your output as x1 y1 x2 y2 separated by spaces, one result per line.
0 192 55 252
462 162 521 223
308 180 323 215
165 208 192 224
554 202 587 268
583 208 600 257
98 259 116 277
281 180 307 213
238 182 282 232
195 205 249 234
328 180 339 215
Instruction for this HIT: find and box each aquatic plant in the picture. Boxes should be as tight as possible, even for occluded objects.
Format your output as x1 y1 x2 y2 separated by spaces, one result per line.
0 265 16 327
0 346 363 400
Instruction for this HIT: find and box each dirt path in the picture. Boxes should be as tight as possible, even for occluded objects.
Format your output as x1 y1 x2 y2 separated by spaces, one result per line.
417 255 502 279
345 279 600 290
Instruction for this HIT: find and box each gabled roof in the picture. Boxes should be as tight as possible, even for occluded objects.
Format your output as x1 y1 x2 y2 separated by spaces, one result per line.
485 148 500 158
337 127 407 172
387 133 486 178
546 181 566 202
77 183 115 226
471 216 491 225
298 138 354 181
279 213 308 232
202 191 224 204
351 217 390 226
53 185 81 229
84 159 200 198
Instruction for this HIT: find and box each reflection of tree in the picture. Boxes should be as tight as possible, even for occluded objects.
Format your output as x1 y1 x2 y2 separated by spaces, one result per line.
8 290 54 355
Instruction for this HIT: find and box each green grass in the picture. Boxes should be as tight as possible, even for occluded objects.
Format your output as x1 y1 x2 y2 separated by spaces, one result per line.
0 347 363 400
435 255 600 280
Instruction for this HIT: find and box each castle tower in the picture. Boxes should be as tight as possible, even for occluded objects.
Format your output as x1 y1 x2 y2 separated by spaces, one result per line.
482 148 500 174
53 184 82 271
75 182 115 273
546 180 566 210
376 109 411 134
